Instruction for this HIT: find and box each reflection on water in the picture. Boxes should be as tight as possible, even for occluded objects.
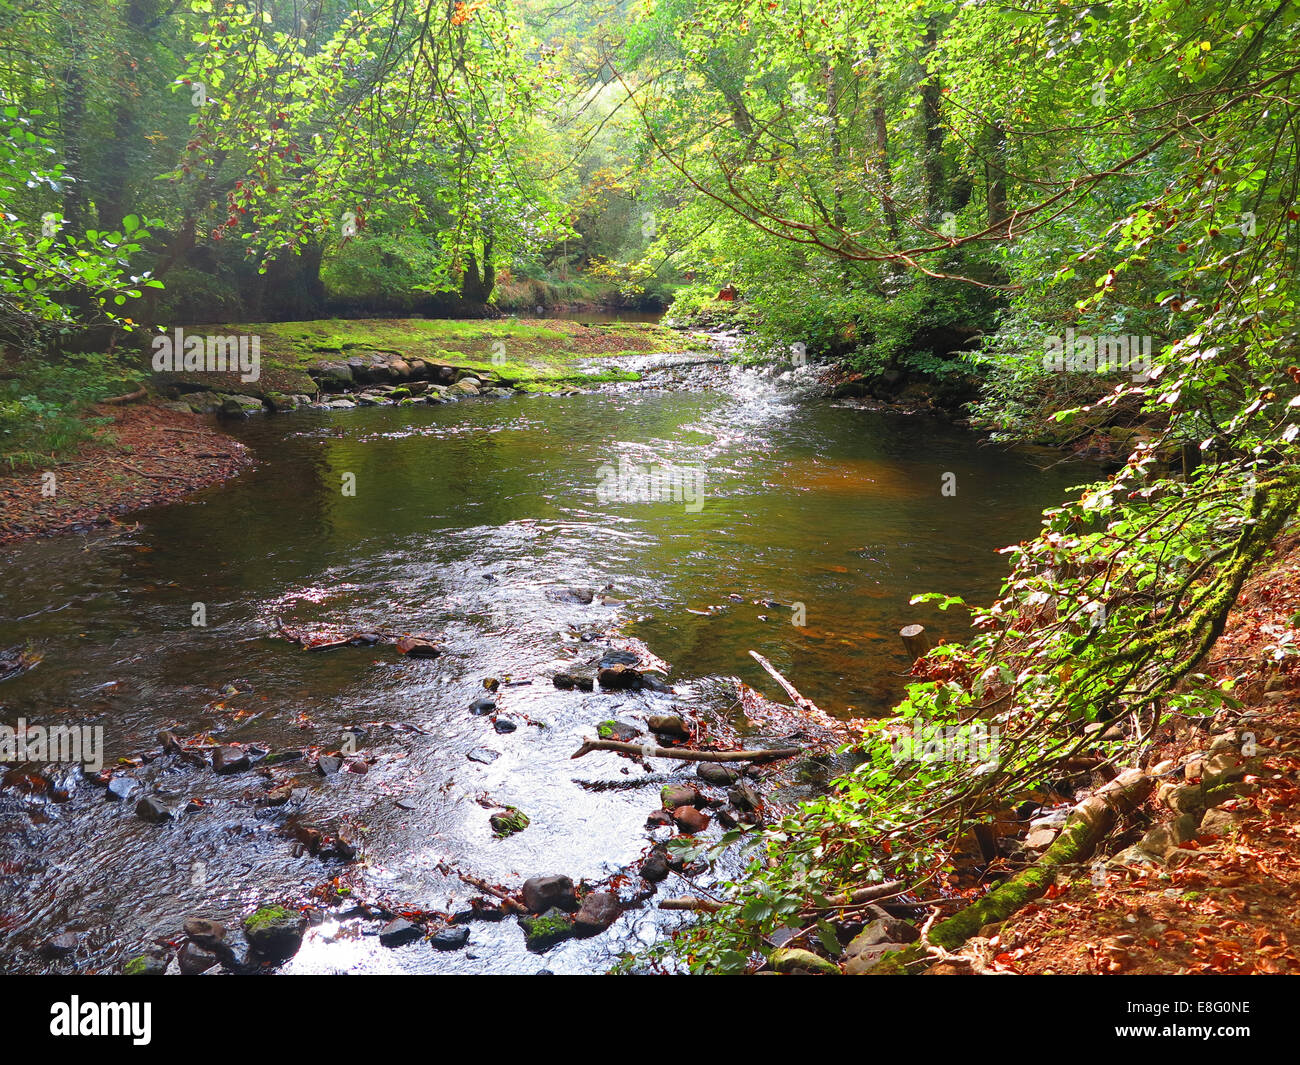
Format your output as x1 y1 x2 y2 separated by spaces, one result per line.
0 366 1086 973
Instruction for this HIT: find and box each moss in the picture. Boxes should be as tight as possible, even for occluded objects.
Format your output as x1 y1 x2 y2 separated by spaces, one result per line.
244 904 294 932
123 956 150 975
490 806 531 838
596 720 618 739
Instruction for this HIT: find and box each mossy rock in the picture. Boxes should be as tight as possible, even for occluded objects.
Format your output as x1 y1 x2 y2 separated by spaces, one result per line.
123 954 167 975
769 947 841 975
490 806 531 838
518 908 575 952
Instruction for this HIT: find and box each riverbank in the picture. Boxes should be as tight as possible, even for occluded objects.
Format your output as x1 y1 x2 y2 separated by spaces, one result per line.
0 403 250 545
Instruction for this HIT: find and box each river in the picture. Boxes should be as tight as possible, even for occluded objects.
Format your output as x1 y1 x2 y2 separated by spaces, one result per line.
0 349 1087 973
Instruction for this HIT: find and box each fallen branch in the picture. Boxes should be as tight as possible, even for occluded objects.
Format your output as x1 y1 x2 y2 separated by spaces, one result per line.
571 738 801 763
98 386 148 405
450 870 526 914
659 896 725 913
866 767 1155 973
749 650 824 716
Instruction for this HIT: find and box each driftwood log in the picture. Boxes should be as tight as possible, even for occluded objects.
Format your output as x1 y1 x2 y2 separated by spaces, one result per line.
570 738 801 763
866 767 1155 973
749 650 824 716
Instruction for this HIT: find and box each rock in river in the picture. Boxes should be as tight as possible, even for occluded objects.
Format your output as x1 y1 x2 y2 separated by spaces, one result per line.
519 909 574 952
573 893 621 936
379 918 424 948
660 783 703 809
648 714 690 740
672 806 710 834
178 941 220 975
430 925 470 951
522 874 577 914
243 906 307 961
212 745 250 774
697 763 742 786
135 796 172 824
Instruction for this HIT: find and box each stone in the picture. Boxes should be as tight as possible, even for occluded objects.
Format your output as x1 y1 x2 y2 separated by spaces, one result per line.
596 720 641 742
697 763 742 786
317 755 343 776
598 664 642 690
648 715 690 740
1200 807 1245 836
467 747 499 764
641 848 670 882
212 745 250 774
646 808 674 828
727 782 762 812
660 783 702 809
469 697 497 716
451 378 481 395
1157 782 1204 816
522 875 577 914
493 718 518 734
106 775 136 801
519 908 574 952
41 932 79 958
490 807 530 837
379 918 424 947
178 941 219 975
183 918 226 949
641 673 673 693
848 916 918 950
219 394 263 417
135 796 172 824
573 892 621 936
243 906 307 961
845 942 905 975
553 672 595 691
123 954 168 975
430 925 470 951
769 948 840 975
396 636 441 658
1024 826 1058 850
672 806 709 833
312 362 354 388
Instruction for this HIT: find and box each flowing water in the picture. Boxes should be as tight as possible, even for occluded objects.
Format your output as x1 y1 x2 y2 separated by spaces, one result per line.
0 352 1088 973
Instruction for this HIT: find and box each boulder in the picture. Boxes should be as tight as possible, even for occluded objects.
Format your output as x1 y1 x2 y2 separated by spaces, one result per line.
648 715 690 740
522 875 577 914
697 763 742 786
212 745 250 774
672 806 709 834
242 906 307 960
379 918 423 947
553 672 595 691
640 848 670 882
598 664 642 690
596 720 641 742
311 362 354 389
135 796 172 824
518 908 574 952
573 893 621 936
660 783 702 810
430 925 470 951
769 948 840 975
182 918 226 949
178 941 219 975
396 635 441 658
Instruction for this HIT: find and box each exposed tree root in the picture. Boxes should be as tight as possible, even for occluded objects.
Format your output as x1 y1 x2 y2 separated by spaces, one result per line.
866 767 1154 973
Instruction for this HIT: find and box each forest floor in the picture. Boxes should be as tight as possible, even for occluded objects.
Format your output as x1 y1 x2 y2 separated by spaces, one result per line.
0 402 251 544
968 534 1300 975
